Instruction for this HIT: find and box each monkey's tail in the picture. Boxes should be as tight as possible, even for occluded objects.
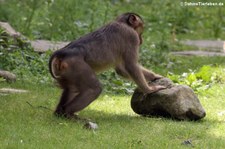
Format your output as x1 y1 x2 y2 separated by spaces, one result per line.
49 54 61 79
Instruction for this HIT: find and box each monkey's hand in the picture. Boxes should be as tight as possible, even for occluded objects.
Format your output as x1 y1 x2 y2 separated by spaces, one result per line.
141 85 165 98
153 74 164 80
147 85 166 94
136 85 166 96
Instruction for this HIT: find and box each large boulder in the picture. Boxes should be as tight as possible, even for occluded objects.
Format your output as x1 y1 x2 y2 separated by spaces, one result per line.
131 78 206 120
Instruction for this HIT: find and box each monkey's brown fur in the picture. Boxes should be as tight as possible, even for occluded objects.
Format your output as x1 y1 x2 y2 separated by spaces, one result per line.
49 12 165 119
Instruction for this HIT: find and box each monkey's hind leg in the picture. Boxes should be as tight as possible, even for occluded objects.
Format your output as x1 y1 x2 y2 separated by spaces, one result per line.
62 59 102 119
54 89 69 117
54 88 79 117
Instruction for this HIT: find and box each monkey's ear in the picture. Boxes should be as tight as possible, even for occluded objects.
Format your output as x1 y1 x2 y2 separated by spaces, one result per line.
128 14 139 27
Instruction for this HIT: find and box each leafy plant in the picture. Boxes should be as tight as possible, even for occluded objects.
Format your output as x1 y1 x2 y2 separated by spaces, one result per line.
99 71 135 95
168 65 225 93
1 0 225 94
0 30 51 84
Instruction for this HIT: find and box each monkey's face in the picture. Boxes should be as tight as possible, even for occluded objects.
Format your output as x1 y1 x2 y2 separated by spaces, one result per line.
116 13 144 36
135 22 144 35
129 15 144 45
135 21 144 45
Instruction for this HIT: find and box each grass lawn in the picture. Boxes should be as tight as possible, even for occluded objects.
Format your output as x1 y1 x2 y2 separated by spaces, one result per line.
0 80 224 149
1 0 225 148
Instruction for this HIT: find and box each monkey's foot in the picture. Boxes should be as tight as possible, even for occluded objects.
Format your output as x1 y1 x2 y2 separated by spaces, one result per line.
54 111 77 119
54 112 98 130
54 110 66 118
54 110 92 122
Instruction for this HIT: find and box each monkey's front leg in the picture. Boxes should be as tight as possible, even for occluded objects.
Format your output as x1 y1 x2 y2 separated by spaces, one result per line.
124 62 164 94
115 64 130 79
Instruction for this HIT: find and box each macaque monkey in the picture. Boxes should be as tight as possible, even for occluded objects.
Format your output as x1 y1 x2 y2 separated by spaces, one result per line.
49 12 165 119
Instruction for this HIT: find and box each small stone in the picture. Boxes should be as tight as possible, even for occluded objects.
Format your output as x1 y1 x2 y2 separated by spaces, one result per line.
83 122 98 130
181 139 194 147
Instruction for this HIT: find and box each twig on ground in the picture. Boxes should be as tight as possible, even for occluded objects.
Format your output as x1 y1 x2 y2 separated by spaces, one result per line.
26 101 53 111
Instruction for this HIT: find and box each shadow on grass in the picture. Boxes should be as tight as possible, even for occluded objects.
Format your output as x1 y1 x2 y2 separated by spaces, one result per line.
81 109 225 144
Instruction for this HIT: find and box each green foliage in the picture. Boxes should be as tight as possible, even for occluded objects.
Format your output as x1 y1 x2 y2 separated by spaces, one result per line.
0 0 113 41
0 0 225 94
99 71 135 95
168 65 225 93
0 30 51 84
0 0 224 41
0 49 51 84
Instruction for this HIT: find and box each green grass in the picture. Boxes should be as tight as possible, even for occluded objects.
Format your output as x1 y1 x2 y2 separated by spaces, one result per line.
1 0 225 148
0 81 225 149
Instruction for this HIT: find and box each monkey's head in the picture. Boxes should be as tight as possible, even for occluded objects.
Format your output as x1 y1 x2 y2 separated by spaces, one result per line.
116 12 144 44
